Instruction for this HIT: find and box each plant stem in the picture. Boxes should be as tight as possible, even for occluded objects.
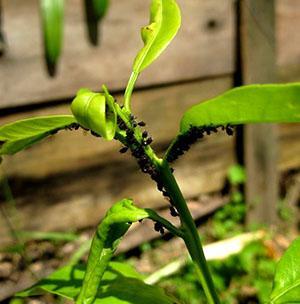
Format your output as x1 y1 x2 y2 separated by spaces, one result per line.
124 71 139 112
158 161 220 304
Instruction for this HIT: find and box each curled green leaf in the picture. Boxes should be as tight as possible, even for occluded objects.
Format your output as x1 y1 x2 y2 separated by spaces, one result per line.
76 199 182 304
76 199 149 304
124 0 181 110
40 0 64 76
71 88 117 140
133 0 181 73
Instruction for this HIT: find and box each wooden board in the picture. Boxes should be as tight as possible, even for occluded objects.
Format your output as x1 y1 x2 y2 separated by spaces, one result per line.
240 0 279 226
0 0 235 108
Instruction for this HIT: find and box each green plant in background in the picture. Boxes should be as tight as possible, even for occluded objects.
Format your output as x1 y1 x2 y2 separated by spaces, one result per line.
161 241 277 304
211 165 246 240
40 0 109 76
1 0 300 303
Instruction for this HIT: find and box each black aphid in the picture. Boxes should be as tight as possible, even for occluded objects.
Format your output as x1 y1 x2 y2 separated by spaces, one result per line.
170 206 179 217
138 121 146 127
145 137 153 145
119 146 129 154
91 130 101 137
142 131 148 138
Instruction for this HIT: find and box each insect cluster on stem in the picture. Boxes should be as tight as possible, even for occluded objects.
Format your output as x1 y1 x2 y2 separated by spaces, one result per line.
167 124 235 163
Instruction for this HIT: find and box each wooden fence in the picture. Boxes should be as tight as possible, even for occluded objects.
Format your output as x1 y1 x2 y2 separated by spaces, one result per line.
0 0 299 246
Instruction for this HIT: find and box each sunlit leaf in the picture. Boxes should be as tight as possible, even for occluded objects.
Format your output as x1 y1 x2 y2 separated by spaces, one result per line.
133 0 181 73
270 237 300 303
0 115 77 155
17 261 178 303
71 88 117 140
124 0 181 109
76 199 150 304
180 83 300 133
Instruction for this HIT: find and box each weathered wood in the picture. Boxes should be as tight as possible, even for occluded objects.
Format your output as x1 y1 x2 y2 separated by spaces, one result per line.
240 0 279 226
0 0 235 108
277 0 300 81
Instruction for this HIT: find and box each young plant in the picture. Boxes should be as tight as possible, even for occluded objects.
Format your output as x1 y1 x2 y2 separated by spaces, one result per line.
1 0 300 303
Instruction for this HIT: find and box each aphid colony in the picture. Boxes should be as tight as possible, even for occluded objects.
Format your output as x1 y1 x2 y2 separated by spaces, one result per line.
166 124 235 163
118 114 179 234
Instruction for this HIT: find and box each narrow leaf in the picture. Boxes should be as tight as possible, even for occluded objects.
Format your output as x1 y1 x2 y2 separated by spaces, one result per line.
84 0 109 45
180 83 300 133
270 237 300 303
40 0 64 76
0 115 77 155
17 262 178 304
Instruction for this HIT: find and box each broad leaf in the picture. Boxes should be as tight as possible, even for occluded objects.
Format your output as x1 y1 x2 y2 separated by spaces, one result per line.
76 199 150 304
270 237 300 303
17 260 178 304
132 0 181 73
180 83 300 133
40 0 64 76
0 115 77 155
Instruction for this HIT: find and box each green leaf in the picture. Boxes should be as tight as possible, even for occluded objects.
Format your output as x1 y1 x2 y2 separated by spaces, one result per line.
71 88 117 140
76 199 150 304
16 230 78 242
270 237 300 303
17 262 178 304
180 83 300 133
92 0 109 19
84 0 109 46
40 0 64 76
0 115 77 155
133 0 181 73
124 0 181 109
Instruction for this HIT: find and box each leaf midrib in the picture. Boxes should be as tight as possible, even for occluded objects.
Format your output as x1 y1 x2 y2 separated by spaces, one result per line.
133 1 163 73
271 278 300 303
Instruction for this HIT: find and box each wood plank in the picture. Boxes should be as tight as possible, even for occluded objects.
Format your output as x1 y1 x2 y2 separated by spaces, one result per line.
240 0 279 226
0 0 235 108
277 0 300 81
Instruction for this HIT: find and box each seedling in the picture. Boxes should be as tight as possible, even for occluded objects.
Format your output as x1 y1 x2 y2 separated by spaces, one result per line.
1 0 300 303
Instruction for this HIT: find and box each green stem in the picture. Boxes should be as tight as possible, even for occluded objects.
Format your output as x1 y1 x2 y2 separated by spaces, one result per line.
145 208 184 238
124 71 139 112
114 99 219 303
158 161 220 304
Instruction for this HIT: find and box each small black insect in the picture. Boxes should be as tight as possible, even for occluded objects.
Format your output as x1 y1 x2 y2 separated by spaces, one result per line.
138 121 146 127
145 137 153 145
170 206 179 217
225 125 234 136
91 130 101 137
119 146 129 154
142 131 148 138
